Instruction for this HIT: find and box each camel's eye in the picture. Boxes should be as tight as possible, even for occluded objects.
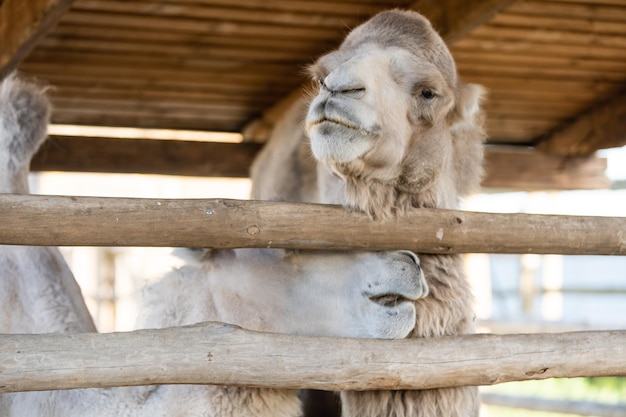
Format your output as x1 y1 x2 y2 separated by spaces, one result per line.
317 77 326 89
420 88 436 100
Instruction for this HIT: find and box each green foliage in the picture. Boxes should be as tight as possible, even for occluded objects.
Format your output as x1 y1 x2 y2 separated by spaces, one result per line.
481 377 626 416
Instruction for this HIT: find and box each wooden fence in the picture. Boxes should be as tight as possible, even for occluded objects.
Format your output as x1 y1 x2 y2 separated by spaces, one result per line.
1 193 625 396
1 194 625 254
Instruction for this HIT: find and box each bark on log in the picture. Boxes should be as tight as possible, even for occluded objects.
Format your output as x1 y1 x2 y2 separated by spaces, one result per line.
0 324 625 393
0 194 625 255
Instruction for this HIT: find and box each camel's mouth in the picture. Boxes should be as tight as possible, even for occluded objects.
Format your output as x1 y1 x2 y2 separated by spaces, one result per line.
369 293 413 308
310 116 371 136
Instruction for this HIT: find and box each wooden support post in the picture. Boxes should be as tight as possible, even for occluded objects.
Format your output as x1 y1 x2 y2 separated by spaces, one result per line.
0 0 76 79
538 91 626 156
0 194 625 255
1 324 625 393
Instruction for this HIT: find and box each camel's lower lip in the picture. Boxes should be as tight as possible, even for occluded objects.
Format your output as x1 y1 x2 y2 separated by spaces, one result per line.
310 117 370 135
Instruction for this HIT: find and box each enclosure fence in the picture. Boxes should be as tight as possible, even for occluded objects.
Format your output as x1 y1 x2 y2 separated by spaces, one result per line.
1 194 625 395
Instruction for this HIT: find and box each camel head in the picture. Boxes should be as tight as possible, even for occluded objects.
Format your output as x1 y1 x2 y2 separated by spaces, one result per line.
154 248 429 340
305 10 486 218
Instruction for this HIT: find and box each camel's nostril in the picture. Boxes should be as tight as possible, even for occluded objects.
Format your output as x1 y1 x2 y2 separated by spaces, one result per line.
398 250 420 267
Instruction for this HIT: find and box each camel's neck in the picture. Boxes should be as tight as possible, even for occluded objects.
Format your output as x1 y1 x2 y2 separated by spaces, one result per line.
342 174 457 219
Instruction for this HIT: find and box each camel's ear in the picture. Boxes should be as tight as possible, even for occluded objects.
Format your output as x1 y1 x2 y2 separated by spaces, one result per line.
448 82 485 131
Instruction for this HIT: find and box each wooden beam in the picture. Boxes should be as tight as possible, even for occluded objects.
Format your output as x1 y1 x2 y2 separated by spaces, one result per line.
538 91 626 156
32 135 262 178
0 195 625 255
0 0 76 79
410 0 518 43
32 136 610 190
1 324 625 393
482 147 609 190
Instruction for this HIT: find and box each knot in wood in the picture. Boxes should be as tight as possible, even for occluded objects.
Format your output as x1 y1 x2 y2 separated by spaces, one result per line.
247 225 260 235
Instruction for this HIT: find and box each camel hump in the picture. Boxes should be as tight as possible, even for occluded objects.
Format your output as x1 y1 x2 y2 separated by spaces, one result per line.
0 72 51 176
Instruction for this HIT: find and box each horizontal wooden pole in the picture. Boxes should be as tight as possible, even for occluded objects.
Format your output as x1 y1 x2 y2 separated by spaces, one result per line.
32 135 263 178
32 136 609 190
1 323 625 393
0 194 625 254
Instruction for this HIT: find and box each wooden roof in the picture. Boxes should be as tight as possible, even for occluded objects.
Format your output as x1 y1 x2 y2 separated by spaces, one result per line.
2 0 625 190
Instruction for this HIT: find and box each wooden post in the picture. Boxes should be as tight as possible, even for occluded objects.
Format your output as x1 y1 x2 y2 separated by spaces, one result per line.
1 324 625 393
0 194 625 255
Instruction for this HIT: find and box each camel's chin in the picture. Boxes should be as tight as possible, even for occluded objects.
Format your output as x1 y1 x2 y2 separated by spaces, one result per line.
308 120 373 163
370 302 417 339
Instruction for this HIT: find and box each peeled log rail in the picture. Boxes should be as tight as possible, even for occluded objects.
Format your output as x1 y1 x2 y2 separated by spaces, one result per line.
1 323 625 393
0 194 625 254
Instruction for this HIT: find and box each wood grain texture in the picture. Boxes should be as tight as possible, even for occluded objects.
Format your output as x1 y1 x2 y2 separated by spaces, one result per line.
0 194 624 254
31 136 610 190
32 136 263 177
0 0 76 78
538 91 626 156
1 323 625 393
411 0 518 43
483 147 609 190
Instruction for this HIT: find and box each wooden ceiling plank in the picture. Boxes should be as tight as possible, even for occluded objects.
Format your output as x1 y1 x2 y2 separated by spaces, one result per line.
0 0 76 78
59 10 345 40
537 91 626 156
47 85 278 107
489 13 626 35
30 136 609 190
20 61 305 85
507 1 626 22
126 0 404 16
34 73 295 96
468 25 626 49
410 0 518 43
35 37 318 62
48 24 331 52
546 0 626 5
453 38 626 60
455 75 619 96
453 50 626 74
458 61 626 82
71 0 364 28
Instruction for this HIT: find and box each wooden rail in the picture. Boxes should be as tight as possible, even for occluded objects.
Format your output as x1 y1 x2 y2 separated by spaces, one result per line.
1 323 625 393
0 194 625 254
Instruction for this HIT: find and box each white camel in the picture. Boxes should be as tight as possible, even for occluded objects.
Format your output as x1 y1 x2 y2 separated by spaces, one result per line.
252 9 486 417
0 74 428 416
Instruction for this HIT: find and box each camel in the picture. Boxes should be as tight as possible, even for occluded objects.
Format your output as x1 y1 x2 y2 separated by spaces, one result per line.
0 74 429 416
252 9 486 417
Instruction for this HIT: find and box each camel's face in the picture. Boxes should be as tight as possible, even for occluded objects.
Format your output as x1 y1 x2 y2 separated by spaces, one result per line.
306 44 455 184
290 249 429 339
199 248 428 340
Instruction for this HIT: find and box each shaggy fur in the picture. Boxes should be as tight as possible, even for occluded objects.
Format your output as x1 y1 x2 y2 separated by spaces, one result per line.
0 74 429 416
252 9 486 417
